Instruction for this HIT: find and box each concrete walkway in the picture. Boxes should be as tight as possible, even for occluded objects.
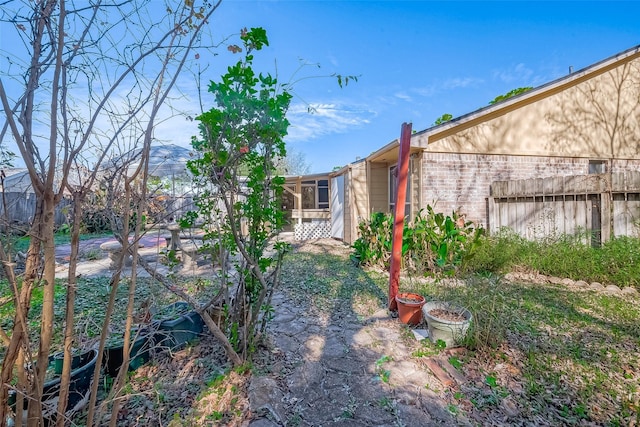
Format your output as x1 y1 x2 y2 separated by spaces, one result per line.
53 231 195 279
248 292 465 426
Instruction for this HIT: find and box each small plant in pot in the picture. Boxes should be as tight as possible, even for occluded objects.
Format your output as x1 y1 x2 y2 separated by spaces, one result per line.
422 301 472 348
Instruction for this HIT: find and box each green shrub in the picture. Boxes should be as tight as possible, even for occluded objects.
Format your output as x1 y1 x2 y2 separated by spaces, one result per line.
351 205 484 275
350 211 393 268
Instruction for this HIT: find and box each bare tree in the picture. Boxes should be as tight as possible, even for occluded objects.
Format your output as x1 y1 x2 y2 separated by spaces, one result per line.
0 1 221 425
275 146 312 175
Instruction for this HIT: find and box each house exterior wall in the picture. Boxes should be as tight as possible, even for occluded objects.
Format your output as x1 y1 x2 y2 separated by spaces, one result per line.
369 162 389 214
410 154 421 218
417 54 640 159
420 153 640 227
342 161 369 244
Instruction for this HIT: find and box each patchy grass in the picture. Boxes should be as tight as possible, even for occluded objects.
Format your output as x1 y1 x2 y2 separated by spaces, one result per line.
406 275 640 425
463 232 640 289
3 237 638 425
279 246 387 316
8 231 113 254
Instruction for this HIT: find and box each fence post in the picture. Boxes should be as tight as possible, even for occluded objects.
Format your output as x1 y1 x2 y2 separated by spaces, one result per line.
600 191 611 242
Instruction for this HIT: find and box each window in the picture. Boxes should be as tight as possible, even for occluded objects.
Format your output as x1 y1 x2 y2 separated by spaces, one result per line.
318 179 329 209
301 185 315 209
389 164 411 218
588 160 606 174
300 179 330 209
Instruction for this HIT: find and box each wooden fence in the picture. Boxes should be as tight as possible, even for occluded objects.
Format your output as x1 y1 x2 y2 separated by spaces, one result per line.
488 172 640 244
0 192 196 232
0 192 72 230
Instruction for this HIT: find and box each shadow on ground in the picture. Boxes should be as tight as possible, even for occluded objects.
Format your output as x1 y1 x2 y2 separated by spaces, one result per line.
248 239 461 426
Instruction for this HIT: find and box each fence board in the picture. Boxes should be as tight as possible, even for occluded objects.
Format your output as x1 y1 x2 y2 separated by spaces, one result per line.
489 173 640 243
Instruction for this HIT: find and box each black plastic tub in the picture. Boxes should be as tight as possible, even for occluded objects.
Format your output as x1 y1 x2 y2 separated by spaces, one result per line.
103 332 153 378
154 302 205 351
8 348 99 425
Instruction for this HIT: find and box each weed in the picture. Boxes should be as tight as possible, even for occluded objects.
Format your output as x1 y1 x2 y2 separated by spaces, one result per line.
462 231 640 289
287 413 302 426
82 248 102 260
206 411 223 421
485 375 498 388
375 355 392 383
411 339 441 358
448 356 463 370
340 397 358 419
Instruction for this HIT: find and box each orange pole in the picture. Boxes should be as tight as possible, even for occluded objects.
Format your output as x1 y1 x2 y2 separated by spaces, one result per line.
388 122 412 311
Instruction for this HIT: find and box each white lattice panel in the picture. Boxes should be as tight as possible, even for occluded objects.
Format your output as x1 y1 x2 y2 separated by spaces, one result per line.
294 221 331 240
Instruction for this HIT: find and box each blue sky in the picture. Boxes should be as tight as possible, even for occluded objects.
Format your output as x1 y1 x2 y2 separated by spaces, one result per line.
2 1 639 174
201 1 640 173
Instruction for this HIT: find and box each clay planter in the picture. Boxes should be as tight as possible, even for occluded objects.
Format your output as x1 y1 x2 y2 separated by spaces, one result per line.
103 331 153 378
422 301 472 348
395 293 426 326
154 302 205 351
9 348 99 425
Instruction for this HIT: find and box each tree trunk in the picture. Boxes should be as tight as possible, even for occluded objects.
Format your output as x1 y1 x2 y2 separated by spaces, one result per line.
0 200 45 427
56 192 83 425
27 190 57 426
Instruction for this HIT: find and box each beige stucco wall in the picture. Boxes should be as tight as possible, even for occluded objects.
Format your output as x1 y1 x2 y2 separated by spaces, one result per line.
417 54 640 160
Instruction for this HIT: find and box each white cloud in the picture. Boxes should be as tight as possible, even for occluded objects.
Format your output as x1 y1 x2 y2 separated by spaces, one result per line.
286 102 375 142
394 92 412 101
492 63 534 84
412 76 483 98
412 85 437 97
442 77 483 89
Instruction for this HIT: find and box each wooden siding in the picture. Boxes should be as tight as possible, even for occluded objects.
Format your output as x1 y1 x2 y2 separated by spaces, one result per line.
369 162 389 214
338 162 370 244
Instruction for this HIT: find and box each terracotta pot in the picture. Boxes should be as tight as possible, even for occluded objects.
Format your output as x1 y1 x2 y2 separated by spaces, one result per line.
395 293 426 325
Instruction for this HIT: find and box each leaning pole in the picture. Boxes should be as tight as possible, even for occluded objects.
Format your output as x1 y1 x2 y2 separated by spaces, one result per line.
388 122 412 312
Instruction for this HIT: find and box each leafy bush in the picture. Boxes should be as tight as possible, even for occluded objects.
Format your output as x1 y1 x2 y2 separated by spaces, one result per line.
351 205 484 275
81 208 113 234
407 205 484 274
350 212 393 268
